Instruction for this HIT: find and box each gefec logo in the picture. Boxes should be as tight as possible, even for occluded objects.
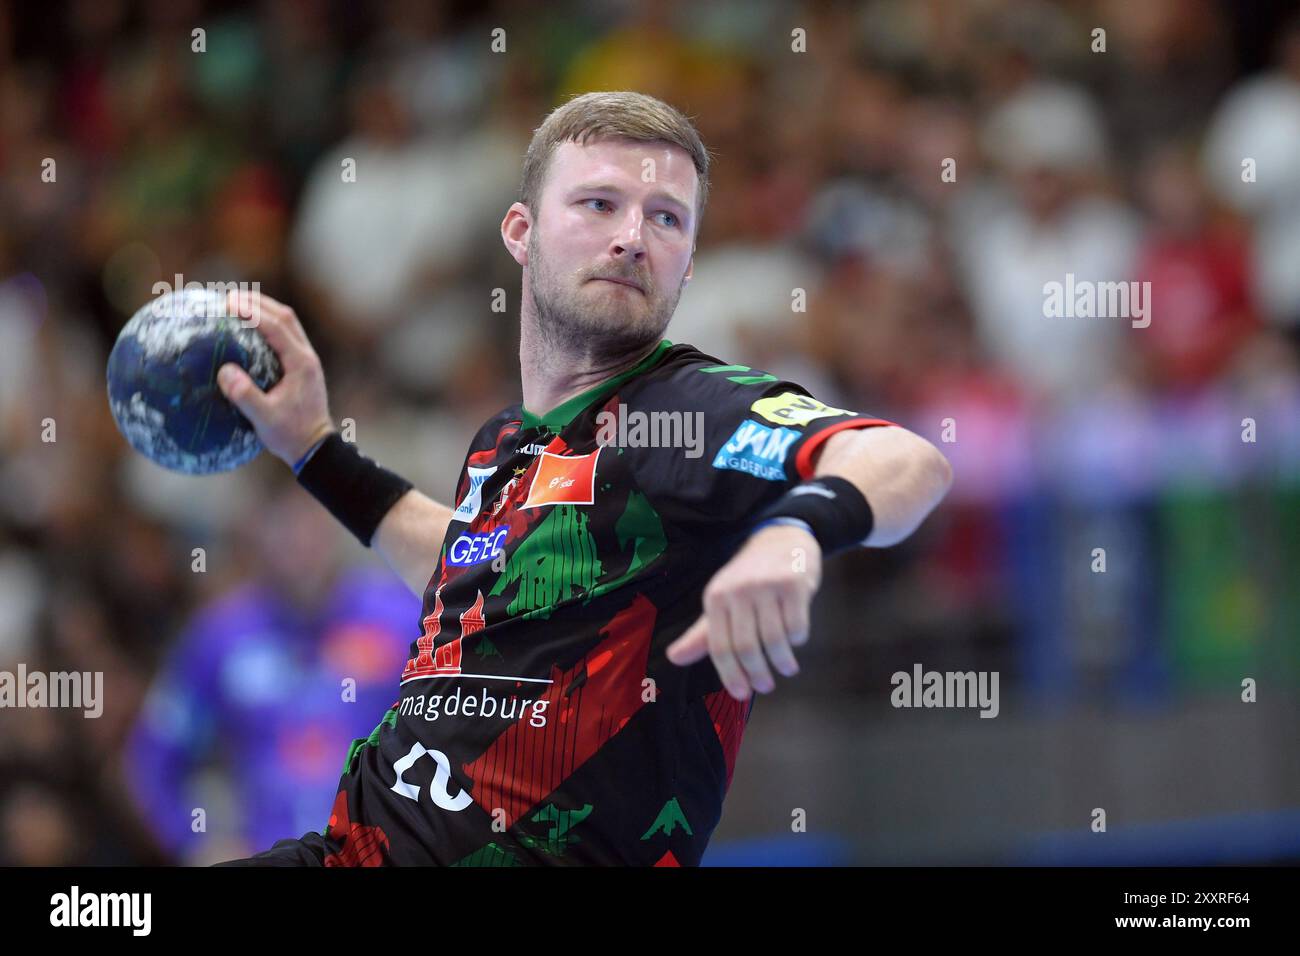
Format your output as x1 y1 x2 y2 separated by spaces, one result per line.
447 527 509 566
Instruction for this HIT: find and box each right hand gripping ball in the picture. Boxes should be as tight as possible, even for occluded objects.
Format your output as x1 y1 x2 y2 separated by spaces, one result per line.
106 288 283 474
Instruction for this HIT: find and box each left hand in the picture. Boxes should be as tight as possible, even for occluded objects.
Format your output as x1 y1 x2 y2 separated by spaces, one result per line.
665 524 823 700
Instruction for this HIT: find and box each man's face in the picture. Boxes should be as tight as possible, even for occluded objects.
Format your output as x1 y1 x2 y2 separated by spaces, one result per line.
519 137 697 359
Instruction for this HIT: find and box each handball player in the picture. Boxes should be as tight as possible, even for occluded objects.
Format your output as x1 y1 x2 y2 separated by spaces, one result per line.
212 91 952 866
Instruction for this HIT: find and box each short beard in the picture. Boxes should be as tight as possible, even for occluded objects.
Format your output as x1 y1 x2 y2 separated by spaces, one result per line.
526 225 684 367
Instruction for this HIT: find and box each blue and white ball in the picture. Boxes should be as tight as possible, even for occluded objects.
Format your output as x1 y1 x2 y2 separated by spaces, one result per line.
106 288 283 474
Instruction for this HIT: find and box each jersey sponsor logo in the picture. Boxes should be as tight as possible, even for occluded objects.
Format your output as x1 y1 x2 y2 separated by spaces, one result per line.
447 526 509 566
453 466 497 521
521 448 602 509
712 420 799 481
751 392 853 427
398 688 550 727
518 442 549 456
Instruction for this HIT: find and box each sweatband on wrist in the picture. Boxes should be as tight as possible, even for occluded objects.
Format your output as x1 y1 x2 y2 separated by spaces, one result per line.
295 431 414 547
291 434 331 476
751 476 874 555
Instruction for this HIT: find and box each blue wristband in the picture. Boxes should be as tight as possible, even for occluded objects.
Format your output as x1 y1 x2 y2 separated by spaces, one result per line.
751 516 815 538
292 435 331 476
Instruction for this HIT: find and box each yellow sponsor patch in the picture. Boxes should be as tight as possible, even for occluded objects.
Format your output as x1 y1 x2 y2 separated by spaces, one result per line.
750 392 853 427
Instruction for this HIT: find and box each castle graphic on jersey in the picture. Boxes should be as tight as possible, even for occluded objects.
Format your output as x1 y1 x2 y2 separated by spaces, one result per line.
400 588 485 681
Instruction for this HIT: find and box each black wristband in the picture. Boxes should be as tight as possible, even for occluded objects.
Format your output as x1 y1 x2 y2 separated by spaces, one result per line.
295 431 414 547
752 476 874 555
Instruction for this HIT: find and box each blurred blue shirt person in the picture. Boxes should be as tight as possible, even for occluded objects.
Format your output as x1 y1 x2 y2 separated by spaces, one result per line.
123 484 419 864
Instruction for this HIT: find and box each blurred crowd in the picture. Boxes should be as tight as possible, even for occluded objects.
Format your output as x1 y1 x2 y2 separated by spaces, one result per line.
2 0 1299 864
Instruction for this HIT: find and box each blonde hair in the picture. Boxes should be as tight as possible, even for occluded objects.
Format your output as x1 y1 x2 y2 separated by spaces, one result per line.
519 91 711 235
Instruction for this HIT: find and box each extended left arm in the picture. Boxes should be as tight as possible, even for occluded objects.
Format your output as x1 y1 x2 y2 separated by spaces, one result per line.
666 425 953 699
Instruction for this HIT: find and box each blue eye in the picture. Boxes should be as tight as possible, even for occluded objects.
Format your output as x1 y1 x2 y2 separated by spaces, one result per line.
584 198 610 211
658 212 679 227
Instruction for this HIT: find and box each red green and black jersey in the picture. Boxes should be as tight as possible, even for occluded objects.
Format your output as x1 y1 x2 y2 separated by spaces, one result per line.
322 340 895 866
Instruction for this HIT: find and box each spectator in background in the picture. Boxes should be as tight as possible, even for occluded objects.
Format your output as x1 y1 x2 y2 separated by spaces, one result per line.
669 99 830 383
952 79 1141 403
1133 142 1257 391
289 59 518 372
257 0 348 180
1092 0 1233 169
124 482 418 865
1203 14 1300 338
557 3 703 108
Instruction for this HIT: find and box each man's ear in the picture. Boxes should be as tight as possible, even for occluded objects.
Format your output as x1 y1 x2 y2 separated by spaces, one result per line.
684 254 694 284
501 202 532 266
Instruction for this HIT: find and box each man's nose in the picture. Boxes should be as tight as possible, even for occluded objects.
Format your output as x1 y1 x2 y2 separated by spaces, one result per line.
611 212 646 260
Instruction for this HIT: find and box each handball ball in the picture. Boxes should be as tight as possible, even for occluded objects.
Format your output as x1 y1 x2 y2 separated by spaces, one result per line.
106 288 283 474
